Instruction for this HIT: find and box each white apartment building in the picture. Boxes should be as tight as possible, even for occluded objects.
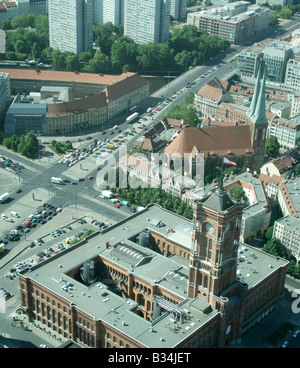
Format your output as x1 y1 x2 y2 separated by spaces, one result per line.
268 116 300 150
278 175 300 218
273 215 300 261
124 0 170 44
170 0 187 20
0 72 10 124
94 0 124 25
285 58 300 91
289 92 300 118
49 0 93 54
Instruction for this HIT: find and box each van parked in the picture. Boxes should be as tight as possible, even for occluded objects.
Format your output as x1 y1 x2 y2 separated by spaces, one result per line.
10 211 19 218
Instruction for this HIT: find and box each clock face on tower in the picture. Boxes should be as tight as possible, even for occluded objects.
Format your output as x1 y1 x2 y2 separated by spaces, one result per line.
205 222 214 233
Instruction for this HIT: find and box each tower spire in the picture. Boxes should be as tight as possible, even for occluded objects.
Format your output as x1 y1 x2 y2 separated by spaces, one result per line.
247 58 263 119
252 61 268 125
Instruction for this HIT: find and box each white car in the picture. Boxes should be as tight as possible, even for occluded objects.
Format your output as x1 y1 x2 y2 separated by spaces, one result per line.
281 341 288 348
5 217 13 223
39 344 48 348
56 208 62 213
293 329 300 338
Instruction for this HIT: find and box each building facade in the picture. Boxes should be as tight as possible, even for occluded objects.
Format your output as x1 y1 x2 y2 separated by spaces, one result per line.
268 116 300 150
124 0 170 44
0 71 10 125
4 94 47 135
273 215 300 261
93 0 124 25
170 0 187 20
49 0 93 54
223 172 271 242
187 3 269 45
3 69 149 135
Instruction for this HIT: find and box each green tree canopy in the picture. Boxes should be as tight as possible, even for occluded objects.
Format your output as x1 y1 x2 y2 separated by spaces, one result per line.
265 136 280 158
263 237 286 258
228 184 248 202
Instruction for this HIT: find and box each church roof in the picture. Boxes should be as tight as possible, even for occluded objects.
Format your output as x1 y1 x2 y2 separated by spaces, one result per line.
164 126 254 158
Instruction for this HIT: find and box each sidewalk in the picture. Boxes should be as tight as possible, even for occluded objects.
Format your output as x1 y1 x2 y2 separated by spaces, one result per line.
9 312 65 347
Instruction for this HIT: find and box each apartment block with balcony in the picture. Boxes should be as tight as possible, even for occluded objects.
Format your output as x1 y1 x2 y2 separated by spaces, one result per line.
187 3 269 45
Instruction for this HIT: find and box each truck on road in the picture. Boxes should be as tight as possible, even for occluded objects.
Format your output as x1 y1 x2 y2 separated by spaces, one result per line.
51 177 63 185
126 112 139 123
101 190 113 199
0 192 10 203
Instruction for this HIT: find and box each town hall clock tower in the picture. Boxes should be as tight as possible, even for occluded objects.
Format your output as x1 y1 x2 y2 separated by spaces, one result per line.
188 182 244 307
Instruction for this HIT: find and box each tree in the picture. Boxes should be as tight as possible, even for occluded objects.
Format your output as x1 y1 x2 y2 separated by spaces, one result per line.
85 51 111 73
228 184 248 202
264 225 274 242
294 165 300 177
265 136 280 158
269 13 279 26
263 238 286 258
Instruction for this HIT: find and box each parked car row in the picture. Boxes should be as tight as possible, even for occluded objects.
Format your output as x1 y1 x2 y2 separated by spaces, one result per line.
0 155 25 176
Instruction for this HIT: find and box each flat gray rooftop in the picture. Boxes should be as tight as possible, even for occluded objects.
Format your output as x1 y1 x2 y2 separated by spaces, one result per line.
21 204 287 347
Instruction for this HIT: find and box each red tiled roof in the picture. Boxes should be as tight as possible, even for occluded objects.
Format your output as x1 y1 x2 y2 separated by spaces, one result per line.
165 126 253 158
0 68 137 86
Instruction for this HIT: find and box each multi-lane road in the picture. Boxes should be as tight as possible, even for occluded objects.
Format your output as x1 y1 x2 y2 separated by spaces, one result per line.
1 17 300 347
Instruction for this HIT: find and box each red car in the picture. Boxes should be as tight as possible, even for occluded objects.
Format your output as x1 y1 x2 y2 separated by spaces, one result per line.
113 203 120 208
88 176 94 179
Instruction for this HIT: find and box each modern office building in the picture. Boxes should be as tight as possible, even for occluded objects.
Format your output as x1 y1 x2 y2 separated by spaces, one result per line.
93 0 124 25
49 0 93 54
124 0 170 44
187 3 269 45
18 194 288 348
4 94 47 135
236 38 299 89
0 71 10 124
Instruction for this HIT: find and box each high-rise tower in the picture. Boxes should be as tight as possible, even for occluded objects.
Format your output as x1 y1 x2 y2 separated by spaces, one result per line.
49 0 93 54
124 0 170 44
